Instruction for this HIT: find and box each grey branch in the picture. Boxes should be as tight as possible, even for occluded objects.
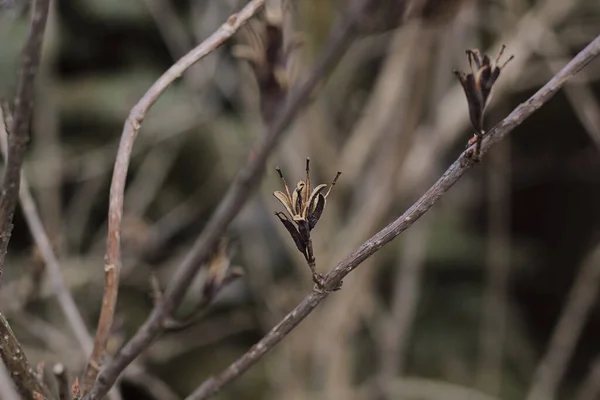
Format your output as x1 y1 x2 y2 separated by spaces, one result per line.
0 0 49 284
84 1 370 398
81 0 267 394
186 34 600 400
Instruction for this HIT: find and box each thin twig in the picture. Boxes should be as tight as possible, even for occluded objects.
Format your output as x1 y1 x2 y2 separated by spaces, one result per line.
0 107 92 356
525 242 600 400
0 0 49 285
184 35 600 400
80 0 267 393
85 2 368 398
0 312 52 398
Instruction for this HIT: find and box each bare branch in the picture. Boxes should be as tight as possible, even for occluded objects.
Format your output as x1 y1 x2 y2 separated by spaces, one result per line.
575 357 600 400
0 312 52 399
185 34 600 400
80 0 267 393
0 106 92 356
0 0 53 397
84 1 369 398
0 0 49 285
526 242 600 400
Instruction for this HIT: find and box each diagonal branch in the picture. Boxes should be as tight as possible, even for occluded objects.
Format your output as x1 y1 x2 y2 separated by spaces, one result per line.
80 0 267 393
525 241 600 400
84 1 372 398
0 105 92 357
0 0 50 285
0 312 53 399
185 34 600 400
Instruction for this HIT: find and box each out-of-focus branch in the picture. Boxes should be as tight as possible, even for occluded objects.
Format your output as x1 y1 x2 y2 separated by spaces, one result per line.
2 101 164 400
0 0 52 397
80 0 267 394
85 2 371 399
385 377 500 400
378 215 431 391
0 0 49 285
185 34 600 400
575 357 600 400
525 242 600 400
477 138 511 394
0 107 92 357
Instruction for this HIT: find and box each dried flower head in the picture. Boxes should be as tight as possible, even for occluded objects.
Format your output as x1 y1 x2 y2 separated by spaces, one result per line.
274 158 341 287
233 7 300 124
453 45 514 156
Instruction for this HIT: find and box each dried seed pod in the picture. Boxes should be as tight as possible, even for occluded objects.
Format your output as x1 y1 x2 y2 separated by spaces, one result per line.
454 45 514 156
233 7 294 124
273 158 341 287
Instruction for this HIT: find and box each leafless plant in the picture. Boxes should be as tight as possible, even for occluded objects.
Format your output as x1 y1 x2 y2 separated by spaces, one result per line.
0 1 599 399
186 34 600 400
79 1 267 394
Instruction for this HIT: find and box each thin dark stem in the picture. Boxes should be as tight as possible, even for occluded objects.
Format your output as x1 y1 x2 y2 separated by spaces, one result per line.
85 2 367 399
185 34 600 400
0 0 50 286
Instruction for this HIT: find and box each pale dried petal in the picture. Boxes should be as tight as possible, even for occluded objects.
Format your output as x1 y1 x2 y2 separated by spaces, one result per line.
273 191 295 219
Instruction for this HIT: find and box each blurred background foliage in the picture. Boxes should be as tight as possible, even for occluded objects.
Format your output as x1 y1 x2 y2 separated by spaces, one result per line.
1 0 600 399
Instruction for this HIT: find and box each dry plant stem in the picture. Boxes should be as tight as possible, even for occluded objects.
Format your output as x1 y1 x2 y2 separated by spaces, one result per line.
0 114 92 355
185 35 600 400
1 111 135 400
0 312 52 398
526 242 600 400
0 358 20 400
80 0 267 393
0 0 49 285
85 2 366 398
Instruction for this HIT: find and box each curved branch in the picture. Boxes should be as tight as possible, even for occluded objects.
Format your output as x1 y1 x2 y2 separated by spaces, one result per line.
85 1 370 398
186 34 600 400
81 0 267 393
